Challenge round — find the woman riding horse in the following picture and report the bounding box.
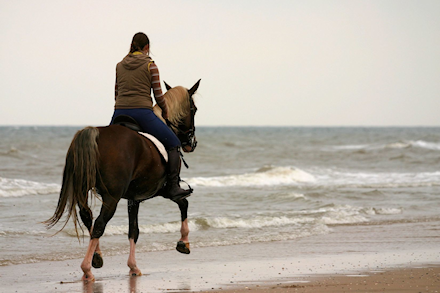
[111,32,191,201]
[44,32,200,282]
[45,81,200,281]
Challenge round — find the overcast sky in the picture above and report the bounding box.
[1,0,439,126]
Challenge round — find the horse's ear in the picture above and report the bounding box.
[164,81,172,91]
[188,79,201,96]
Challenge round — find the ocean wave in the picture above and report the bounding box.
[200,215,316,229]
[62,204,381,238]
[187,166,440,189]
[331,144,370,150]
[331,140,440,152]
[383,140,440,150]
[366,207,403,215]
[0,146,20,157]
[187,166,316,187]
[0,229,49,237]
[313,170,440,188]
[0,177,60,197]
[293,204,370,225]
[409,140,440,150]
[65,216,311,237]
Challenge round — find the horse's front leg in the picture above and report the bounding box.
[127,200,142,276]
[81,199,118,282]
[175,199,191,254]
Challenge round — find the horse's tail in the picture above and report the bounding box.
[44,126,100,238]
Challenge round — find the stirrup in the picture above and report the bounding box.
[163,188,192,201]
[163,180,193,201]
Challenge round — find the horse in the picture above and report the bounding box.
[45,80,200,282]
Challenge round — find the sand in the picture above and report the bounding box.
[1,244,438,293]
[1,223,439,292]
[207,267,440,293]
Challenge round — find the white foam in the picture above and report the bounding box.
[331,140,440,151]
[266,192,306,200]
[97,216,314,236]
[204,215,314,229]
[189,165,440,189]
[331,144,369,150]
[313,169,440,188]
[73,221,202,237]
[385,142,410,149]
[373,207,403,215]
[409,140,440,150]
[187,166,316,187]
[384,140,440,150]
[0,177,60,197]
[63,212,342,238]
[303,205,370,225]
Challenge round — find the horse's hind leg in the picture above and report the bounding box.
[127,200,142,276]
[175,199,191,254]
[79,206,103,269]
[81,196,119,282]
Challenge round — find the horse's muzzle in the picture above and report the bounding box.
[182,136,197,153]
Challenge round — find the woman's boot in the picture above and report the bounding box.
[163,147,192,201]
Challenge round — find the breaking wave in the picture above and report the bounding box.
[331,140,440,151]
[187,166,316,187]
[313,169,440,188]
[60,204,390,238]
[187,166,440,189]
[0,177,60,197]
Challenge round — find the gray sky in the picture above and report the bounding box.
[1,0,439,126]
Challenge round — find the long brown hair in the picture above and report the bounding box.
[130,32,150,53]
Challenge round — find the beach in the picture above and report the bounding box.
[1,221,439,293]
[1,126,440,292]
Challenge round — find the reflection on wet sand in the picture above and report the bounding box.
[82,277,136,293]
[83,280,103,293]
[129,275,138,293]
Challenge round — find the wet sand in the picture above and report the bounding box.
[206,266,440,293]
[1,223,439,292]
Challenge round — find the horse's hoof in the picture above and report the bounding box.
[82,273,95,282]
[176,241,190,254]
[129,266,142,277]
[92,252,103,269]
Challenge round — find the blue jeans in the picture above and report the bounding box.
[110,108,181,150]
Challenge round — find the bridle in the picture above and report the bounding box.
[166,95,197,153]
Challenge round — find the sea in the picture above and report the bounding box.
[1,126,439,267]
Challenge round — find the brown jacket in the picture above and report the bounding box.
[115,53,154,109]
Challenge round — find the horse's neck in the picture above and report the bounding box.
[154,96,181,124]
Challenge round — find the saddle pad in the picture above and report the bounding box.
[139,132,168,162]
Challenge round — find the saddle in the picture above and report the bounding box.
[112,115,142,132]
[113,115,168,162]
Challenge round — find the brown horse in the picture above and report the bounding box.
[45,80,200,281]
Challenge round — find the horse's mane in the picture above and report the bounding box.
[153,86,191,130]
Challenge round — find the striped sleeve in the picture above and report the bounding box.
[149,62,167,112]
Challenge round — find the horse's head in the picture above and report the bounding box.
[161,79,200,153]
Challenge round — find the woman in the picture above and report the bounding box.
[110,32,192,201]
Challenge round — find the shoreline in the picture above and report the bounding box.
[1,222,439,292]
[1,245,438,293]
